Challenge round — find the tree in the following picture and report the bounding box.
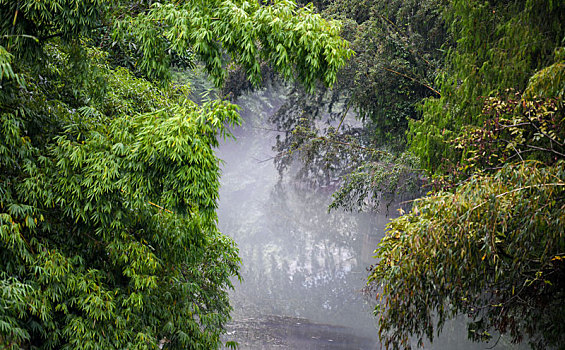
[371,92,565,350]
[324,0,447,142]
[262,0,446,213]
[370,1,565,349]
[410,0,564,172]
[0,0,351,348]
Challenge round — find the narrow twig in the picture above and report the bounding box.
[469,183,565,212]
[397,197,422,206]
[252,156,277,164]
[500,139,524,162]
[83,231,106,247]
[485,334,501,349]
[336,100,352,133]
[382,67,441,97]
[250,126,288,133]
[522,109,564,147]
[525,144,565,158]
[39,24,106,41]
[18,231,35,254]
[500,122,531,129]
[505,149,535,161]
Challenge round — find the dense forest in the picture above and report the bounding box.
[1,0,564,350]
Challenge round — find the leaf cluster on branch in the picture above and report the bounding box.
[372,160,565,350]
[371,0,565,348]
[258,0,446,214]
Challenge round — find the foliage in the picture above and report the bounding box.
[268,105,422,213]
[271,0,448,144]
[324,0,447,141]
[371,160,565,350]
[111,0,352,89]
[271,109,371,188]
[0,0,350,348]
[265,0,446,213]
[444,91,565,185]
[371,1,565,345]
[0,44,241,350]
[409,0,565,172]
[329,151,422,213]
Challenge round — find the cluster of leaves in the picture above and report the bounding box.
[371,160,565,350]
[409,0,565,172]
[112,0,352,89]
[274,0,448,140]
[370,0,565,348]
[434,91,565,189]
[248,0,446,216]
[270,94,369,188]
[0,0,351,348]
[269,103,423,212]
[324,0,447,142]
[1,42,241,349]
[329,151,422,213]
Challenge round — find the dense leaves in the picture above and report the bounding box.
[372,161,565,349]
[0,44,241,349]
[325,0,446,141]
[112,0,352,89]
[265,0,445,212]
[410,0,565,171]
[370,0,565,349]
[0,0,350,348]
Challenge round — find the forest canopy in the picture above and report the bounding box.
[0,0,350,349]
[2,0,564,349]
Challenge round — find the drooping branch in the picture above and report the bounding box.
[469,182,565,213]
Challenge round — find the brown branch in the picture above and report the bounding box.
[469,182,565,213]
[522,109,564,147]
[250,126,288,133]
[525,144,565,158]
[336,100,352,133]
[499,139,524,162]
[382,67,441,97]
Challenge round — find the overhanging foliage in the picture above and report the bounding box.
[0,0,351,348]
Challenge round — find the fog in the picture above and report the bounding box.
[217,89,524,350]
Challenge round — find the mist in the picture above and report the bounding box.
[217,88,525,350]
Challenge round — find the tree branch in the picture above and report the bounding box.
[336,99,353,133]
[522,108,564,147]
[525,144,565,159]
[470,182,565,213]
[382,67,441,97]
